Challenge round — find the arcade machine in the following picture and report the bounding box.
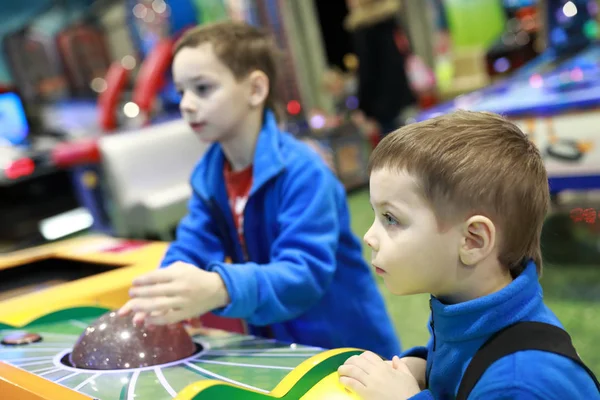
[511,0,600,77]
[417,0,600,195]
[1,8,113,247]
[2,5,117,229]
[0,235,362,399]
[0,88,96,254]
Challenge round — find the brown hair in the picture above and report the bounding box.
[174,21,282,120]
[369,110,549,275]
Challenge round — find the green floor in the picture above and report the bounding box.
[347,189,600,374]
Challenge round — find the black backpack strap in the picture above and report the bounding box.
[456,322,600,400]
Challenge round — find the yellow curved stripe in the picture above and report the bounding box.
[175,381,235,399]
[176,348,362,399]
[270,348,361,397]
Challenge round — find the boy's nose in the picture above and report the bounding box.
[179,92,197,113]
[363,227,379,251]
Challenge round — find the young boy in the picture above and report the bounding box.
[338,110,600,399]
[118,21,401,359]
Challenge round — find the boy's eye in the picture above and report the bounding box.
[382,213,399,226]
[195,84,213,96]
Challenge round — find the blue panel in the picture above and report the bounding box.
[549,175,600,193]
[0,92,29,146]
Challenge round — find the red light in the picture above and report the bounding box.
[287,100,302,115]
[52,139,101,167]
[4,158,35,180]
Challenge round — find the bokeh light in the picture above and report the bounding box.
[309,114,326,130]
[345,96,359,110]
[287,100,302,115]
[529,74,544,88]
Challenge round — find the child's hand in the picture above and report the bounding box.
[338,351,421,400]
[118,262,229,326]
[185,317,204,328]
[395,357,427,390]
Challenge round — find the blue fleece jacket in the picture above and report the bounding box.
[402,261,599,399]
[160,111,400,359]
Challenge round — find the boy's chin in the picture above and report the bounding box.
[195,134,218,143]
[386,283,424,297]
[193,130,221,143]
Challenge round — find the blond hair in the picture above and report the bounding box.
[369,110,549,275]
[174,21,282,120]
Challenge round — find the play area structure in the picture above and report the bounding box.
[418,0,600,195]
[0,235,361,399]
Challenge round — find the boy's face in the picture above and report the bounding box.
[173,43,251,143]
[364,168,462,297]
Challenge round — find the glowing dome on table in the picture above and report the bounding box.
[68,310,198,370]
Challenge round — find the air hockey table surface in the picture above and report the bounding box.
[0,236,362,399]
[417,45,600,192]
[0,307,361,400]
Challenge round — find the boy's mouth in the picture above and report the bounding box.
[373,265,386,275]
[189,122,206,131]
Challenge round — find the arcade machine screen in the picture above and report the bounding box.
[40,100,102,139]
[0,92,29,147]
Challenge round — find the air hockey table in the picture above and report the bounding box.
[0,235,361,399]
[417,44,600,194]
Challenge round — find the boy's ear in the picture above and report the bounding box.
[458,215,496,266]
[247,70,269,108]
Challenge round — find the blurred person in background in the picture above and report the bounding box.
[345,0,417,137]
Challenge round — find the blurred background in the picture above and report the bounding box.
[0,0,598,373]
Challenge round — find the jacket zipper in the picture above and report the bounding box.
[196,191,243,264]
[241,170,283,263]
[426,298,436,388]
[240,196,250,262]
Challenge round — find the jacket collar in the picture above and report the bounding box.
[430,260,543,342]
[191,110,285,200]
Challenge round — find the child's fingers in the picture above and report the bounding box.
[132,269,174,286]
[359,351,383,366]
[392,355,402,369]
[128,297,181,314]
[129,283,178,298]
[117,301,134,316]
[338,375,366,398]
[144,309,185,326]
[132,311,147,325]
[393,359,413,376]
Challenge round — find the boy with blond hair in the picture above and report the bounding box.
[118,21,401,359]
[339,110,599,399]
